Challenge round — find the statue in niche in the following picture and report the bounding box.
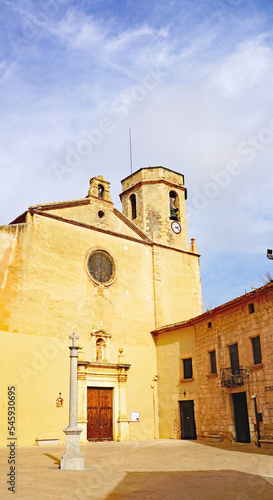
[96,339,104,361]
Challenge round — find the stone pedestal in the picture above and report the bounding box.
[60,427,84,470]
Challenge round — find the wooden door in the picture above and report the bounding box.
[87,388,113,441]
[179,400,197,440]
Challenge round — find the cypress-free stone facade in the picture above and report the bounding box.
[0,166,202,446]
[1,165,272,448]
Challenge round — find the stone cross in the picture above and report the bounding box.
[69,332,79,347]
[60,332,84,470]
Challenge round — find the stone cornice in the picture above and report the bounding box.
[78,361,131,371]
[119,179,187,200]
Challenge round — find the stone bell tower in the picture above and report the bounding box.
[120,166,189,251]
[87,175,113,204]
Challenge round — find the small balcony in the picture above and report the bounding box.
[220,367,246,387]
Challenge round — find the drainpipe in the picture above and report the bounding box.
[252,395,261,447]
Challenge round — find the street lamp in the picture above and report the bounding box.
[267,249,273,260]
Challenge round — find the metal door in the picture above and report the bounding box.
[232,392,250,443]
[179,400,197,439]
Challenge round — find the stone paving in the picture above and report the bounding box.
[1,439,273,499]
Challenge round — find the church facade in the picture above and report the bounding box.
[0,166,202,446]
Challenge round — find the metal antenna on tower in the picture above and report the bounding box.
[129,129,133,174]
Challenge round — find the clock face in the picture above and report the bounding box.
[171,221,181,234]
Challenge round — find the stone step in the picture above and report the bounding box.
[205,435,222,443]
[259,439,273,449]
[35,438,59,446]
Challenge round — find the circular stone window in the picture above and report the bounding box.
[87,250,115,285]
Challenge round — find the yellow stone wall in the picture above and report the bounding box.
[155,325,199,439]
[153,247,202,328]
[0,167,203,445]
[0,225,26,333]
[0,330,70,446]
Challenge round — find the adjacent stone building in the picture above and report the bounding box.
[154,283,273,446]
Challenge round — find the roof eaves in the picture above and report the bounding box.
[152,282,273,334]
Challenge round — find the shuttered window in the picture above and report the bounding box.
[209,350,217,374]
[183,358,193,379]
[251,336,262,365]
[229,343,240,375]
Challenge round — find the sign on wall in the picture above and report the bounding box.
[131,411,140,422]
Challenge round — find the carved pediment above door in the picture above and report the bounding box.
[90,329,112,362]
[91,328,112,339]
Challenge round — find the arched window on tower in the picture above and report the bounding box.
[130,193,137,219]
[98,184,104,199]
[169,191,179,221]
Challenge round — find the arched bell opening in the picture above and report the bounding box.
[130,193,137,219]
[98,184,104,199]
[169,191,179,221]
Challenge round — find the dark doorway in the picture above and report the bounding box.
[232,392,250,443]
[179,400,197,439]
[87,387,113,441]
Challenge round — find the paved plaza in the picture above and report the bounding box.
[1,439,273,499]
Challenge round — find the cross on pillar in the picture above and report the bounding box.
[69,332,79,347]
[60,332,84,470]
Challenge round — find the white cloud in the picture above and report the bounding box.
[210,36,273,97]
[1,0,273,306]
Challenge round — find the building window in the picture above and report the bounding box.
[98,184,104,198]
[130,194,137,219]
[251,336,262,365]
[207,321,212,329]
[169,191,179,221]
[87,250,115,285]
[248,303,255,314]
[229,343,240,375]
[209,350,217,374]
[183,358,193,379]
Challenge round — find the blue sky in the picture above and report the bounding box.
[1,0,273,310]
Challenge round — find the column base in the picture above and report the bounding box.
[60,453,84,471]
[60,426,84,470]
[117,417,130,442]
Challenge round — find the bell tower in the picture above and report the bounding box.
[120,166,189,251]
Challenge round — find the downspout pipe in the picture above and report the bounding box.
[252,395,261,447]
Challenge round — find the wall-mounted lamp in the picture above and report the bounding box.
[267,249,273,260]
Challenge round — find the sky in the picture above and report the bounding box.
[1,0,273,310]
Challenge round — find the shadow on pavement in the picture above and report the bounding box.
[105,470,273,500]
[43,453,61,466]
[196,440,273,456]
